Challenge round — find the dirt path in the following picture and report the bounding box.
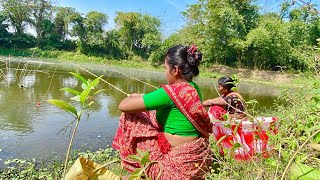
[210,65,301,85]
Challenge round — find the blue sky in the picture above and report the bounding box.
[58,0,198,36]
[56,0,319,36]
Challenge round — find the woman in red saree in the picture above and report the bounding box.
[113,45,213,179]
[203,76,246,120]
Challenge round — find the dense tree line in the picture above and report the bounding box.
[0,0,319,71]
[0,0,161,59]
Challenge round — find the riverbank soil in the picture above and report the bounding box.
[209,65,303,85]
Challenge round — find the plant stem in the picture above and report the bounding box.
[63,119,80,180]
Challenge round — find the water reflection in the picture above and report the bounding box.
[0,59,282,165]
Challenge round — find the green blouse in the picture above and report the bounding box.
[143,82,202,136]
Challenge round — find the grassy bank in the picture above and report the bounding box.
[206,78,320,179]
[0,48,312,88]
[0,48,159,70]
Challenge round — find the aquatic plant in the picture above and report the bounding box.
[47,72,104,179]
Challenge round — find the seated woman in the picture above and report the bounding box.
[113,45,212,179]
[203,76,246,120]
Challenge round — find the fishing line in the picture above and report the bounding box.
[0,69,7,79]
[108,68,158,89]
[102,69,115,82]
[37,64,58,107]
[14,61,21,76]
[66,61,129,96]
[25,61,43,78]
[18,62,29,84]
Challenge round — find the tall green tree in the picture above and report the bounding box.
[184,0,258,65]
[0,12,9,35]
[29,0,52,46]
[84,11,108,54]
[0,12,11,47]
[115,12,161,57]
[1,0,32,36]
[244,14,288,68]
[53,6,77,41]
[244,13,314,71]
[85,11,107,34]
[68,11,86,52]
[281,0,320,45]
[104,30,123,58]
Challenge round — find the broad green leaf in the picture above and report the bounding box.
[290,163,320,180]
[70,95,81,102]
[80,89,91,103]
[60,87,81,95]
[69,72,88,86]
[246,99,259,104]
[224,123,231,128]
[232,142,241,149]
[47,99,77,117]
[140,151,150,166]
[89,76,102,88]
[81,82,88,90]
[223,114,229,121]
[127,154,141,161]
[231,87,238,92]
[136,149,144,157]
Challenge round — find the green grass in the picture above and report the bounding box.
[205,78,320,179]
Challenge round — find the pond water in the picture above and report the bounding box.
[0,57,282,166]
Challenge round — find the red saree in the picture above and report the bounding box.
[112,83,212,180]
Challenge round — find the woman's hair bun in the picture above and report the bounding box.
[186,45,202,67]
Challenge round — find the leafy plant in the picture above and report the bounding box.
[245,99,259,117]
[47,72,104,179]
[127,149,160,180]
[229,74,239,92]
